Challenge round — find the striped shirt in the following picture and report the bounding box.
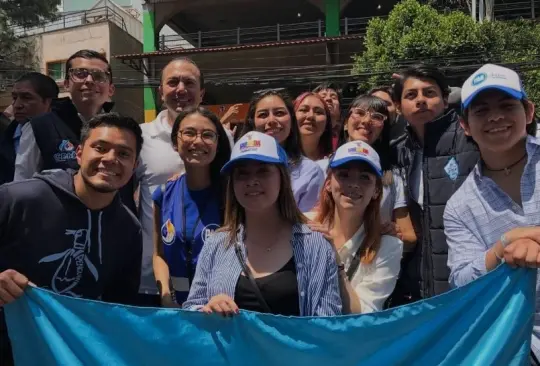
[444,135,540,358]
[183,223,343,316]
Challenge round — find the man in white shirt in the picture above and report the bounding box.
[135,57,205,306]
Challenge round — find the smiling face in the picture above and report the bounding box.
[327,162,379,212]
[253,95,291,144]
[232,161,281,213]
[398,77,447,127]
[176,112,218,167]
[345,104,386,145]
[463,89,534,153]
[65,57,114,111]
[76,126,137,193]
[159,60,204,120]
[295,95,328,139]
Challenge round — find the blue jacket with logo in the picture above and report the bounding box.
[153,175,223,304]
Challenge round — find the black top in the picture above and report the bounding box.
[234,257,300,316]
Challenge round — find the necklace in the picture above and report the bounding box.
[484,153,527,176]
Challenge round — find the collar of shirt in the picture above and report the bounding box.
[146,110,172,139]
[235,222,311,251]
[473,135,540,180]
[338,224,365,262]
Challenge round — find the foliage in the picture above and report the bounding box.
[0,0,60,70]
[352,0,540,105]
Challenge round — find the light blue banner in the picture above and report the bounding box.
[4,265,536,366]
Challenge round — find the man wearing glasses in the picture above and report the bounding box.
[13,49,115,182]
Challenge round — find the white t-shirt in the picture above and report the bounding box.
[136,111,185,294]
[379,172,407,224]
[410,150,424,207]
[338,224,403,313]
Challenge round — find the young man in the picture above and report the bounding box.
[0,73,59,185]
[444,64,540,362]
[14,50,115,181]
[0,113,143,365]
[135,57,204,306]
[313,82,341,150]
[390,65,479,304]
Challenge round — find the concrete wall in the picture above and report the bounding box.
[108,22,144,122]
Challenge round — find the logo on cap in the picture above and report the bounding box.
[472,73,487,86]
[347,145,369,155]
[239,134,261,152]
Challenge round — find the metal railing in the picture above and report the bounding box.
[159,19,357,51]
[12,6,142,42]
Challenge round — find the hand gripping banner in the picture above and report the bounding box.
[4,265,536,366]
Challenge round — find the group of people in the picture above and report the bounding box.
[0,47,539,364]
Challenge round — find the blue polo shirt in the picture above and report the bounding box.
[444,135,540,359]
[152,175,222,304]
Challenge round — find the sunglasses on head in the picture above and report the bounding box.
[69,68,111,84]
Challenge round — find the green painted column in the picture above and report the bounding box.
[325,0,341,37]
[143,6,157,122]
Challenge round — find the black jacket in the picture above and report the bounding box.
[392,110,479,299]
[0,121,18,185]
[0,169,142,364]
[28,99,137,214]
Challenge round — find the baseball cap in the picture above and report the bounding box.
[461,64,527,109]
[221,131,288,174]
[329,141,382,177]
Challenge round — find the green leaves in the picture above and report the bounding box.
[352,0,540,105]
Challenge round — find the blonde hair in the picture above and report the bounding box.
[221,163,306,245]
[315,171,383,264]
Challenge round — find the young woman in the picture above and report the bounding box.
[294,92,333,170]
[183,131,342,316]
[339,95,416,250]
[152,107,232,307]
[310,141,403,313]
[241,90,325,212]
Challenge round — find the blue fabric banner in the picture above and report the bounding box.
[4,265,536,366]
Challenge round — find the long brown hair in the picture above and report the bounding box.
[315,170,382,264]
[221,163,306,245]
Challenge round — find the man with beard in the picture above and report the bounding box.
[0,113,143,365]
[313,82,341,150]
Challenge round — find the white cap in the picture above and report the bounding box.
[329,141,382,177]
[221,131,288,174]
[461,64,527,109]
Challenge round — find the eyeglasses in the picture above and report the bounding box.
[69,68,111,84]
[178,129,218,144]
[351,108,387,125]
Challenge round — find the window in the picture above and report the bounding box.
[48,62,66,81]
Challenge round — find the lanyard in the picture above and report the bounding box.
[181,178,208,285]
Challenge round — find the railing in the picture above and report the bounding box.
[159,20,330,50]
[12,6,142,42]
[493,0,539,20]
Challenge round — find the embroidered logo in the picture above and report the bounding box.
[472,72,487,86]
[161,219,176,245]
[239,134,261,152]
[444,157,459,181]
[54,139,77,163]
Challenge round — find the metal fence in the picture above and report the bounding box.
[12,6,142,42]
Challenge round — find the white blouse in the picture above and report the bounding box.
[338,225,403,313]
